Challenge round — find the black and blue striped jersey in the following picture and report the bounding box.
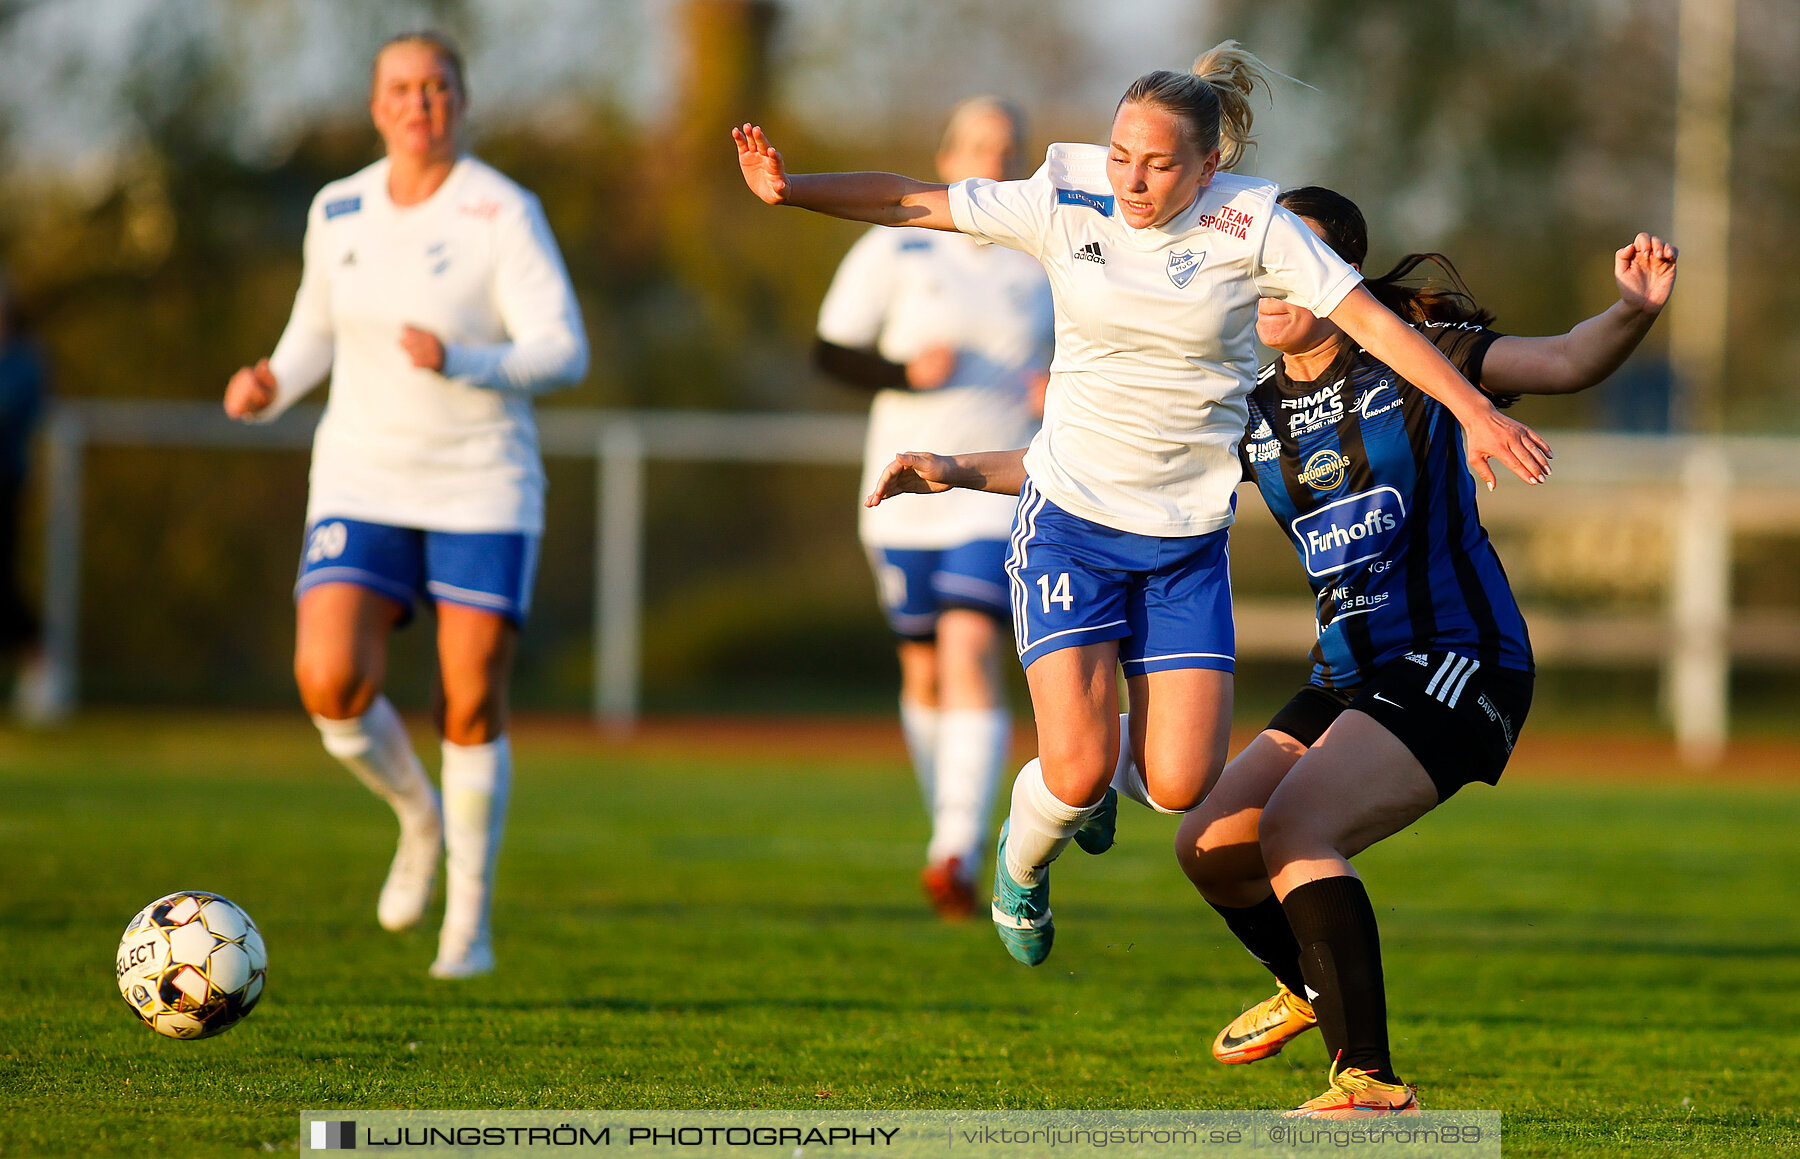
[1240,322,1534,687]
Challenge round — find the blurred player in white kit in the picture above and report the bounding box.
[223,31,587,977]
[812,98,1052,918]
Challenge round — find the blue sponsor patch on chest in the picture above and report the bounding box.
[898,238,932,252]
[324,196,362,219]
[1290,486,1406,578]
[1057,188,1114,216]
[1166,248,1205,288]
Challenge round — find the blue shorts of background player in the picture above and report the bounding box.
[295,517,540,627]
[1007,479,1235,675]
[867,539,1011,640]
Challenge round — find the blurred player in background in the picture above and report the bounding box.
[742,43,1550,972]
[1173,188,1676,1117]
[223,31,587,978]
[0,270,55,724]
[813,97,1052,919]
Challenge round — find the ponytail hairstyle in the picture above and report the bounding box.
[1118,41,1283,170]
[1276,186,1495,328]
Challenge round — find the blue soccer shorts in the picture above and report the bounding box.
[1006,479,1235,675]
[867,539,1011,641]
[295,517,540,627]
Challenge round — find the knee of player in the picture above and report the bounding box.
[1136,753,1222,814]
[1254,802,1318,864]
[293,657,376,719]
[438,690,505,746]
[1173,826,1218,884]
[1175,820,1248,886]
[1038,742,1113,797]
[1147,783,1203,813]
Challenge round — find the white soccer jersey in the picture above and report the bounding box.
[262,156,588,534]
[819,227,1052,549]
[949,143,1361,538]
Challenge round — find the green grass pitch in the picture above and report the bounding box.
[3,713,1799,1157]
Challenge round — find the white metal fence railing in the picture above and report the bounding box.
[33,401,1800,764]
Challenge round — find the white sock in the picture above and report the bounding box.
[313,696,436,821]
[899,699,940,811]
[1109,713,1183,814]
[440,734,511,945]
[1002,758,1095,886]
[929,707,1009,868]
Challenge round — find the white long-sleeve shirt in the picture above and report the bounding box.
[949,144,1361,538]
[264,155,587,534]
[817,227,1051,549]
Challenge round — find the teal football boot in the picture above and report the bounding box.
[1073,786,1118,855]
[991,820,1054,966]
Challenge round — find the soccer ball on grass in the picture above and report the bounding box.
[116,891,266,1039]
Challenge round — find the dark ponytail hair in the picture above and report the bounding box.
[1276,186,1494,328]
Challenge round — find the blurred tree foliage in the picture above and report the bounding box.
[1208,0,1800,432]
[0,0,1794,710]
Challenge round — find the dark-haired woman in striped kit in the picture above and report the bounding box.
[1178,186,1676,1117]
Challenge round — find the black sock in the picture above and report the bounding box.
[1280,875,1399,1085]
[1209,893,1308,998]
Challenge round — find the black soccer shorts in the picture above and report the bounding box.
[1266,651,1533,802]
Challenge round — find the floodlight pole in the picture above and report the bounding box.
[1664,0,1737,766]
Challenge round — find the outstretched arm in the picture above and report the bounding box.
[1481,233,1677,396]
[1329,286,1552,490]
[734,124,957,230]
[866,449,1028,507]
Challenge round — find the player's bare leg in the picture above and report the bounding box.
[1125,667,1231,812]
[991,642,1117,964]
[1175,730,1317,1063]
[429,602,517,978]
[1079,668,1233,860]
[917,609,1008,920]
[295,583,441,933]
[1262,712,1437,1116]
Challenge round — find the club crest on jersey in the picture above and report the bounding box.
[1166,248,1205,288]
[1359,379,1401,420]
[1298,448,1347,491]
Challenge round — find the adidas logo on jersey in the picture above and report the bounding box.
[1250,419,1273,439]
[1073,241,1105,265]
[1404,652,1431,666]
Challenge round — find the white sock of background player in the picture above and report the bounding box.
[1001,757,1098,887]
[899,698,940,818]
[437,735,510,960]
[313,696,441,930]
[929,707,1009,876]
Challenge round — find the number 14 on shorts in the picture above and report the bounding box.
[1038,572,1075,612]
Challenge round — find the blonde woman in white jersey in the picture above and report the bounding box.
[738,43,1549,969]
[814,98,1052,920]
[223,32,587,978]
